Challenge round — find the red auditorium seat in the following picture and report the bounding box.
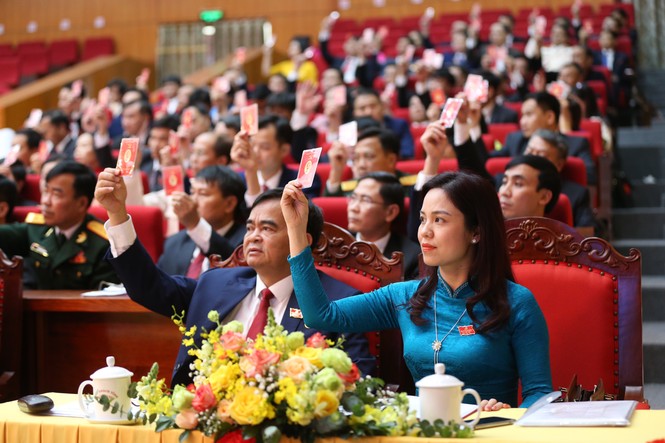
[311,197,349,229]
[488,123,519,144]
[49,39,79,67]
[12,205,165,262]
[546,194,574,226]
[411,125,427,159]
[486,157,587,187]
[82,37,115,61]
[16,41,47,55]
[502,102,522,121]
[0,44,14,57]
[579,119,604,159]
[482,134,496,153]
[587,80,608,101]
[18,53,49,77]
[396,159,458,175]
[0,57,21,88]
[286,163,352,190]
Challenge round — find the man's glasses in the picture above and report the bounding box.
[346,193,385,206]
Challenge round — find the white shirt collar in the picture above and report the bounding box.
[258,168,283,190]
[56,220,84,240]
[216,220,234,237]
[255,274,294,305]
[356,231,392,254]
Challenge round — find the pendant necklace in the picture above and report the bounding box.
[432,291,468,364]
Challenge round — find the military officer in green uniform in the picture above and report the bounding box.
[0,161,119,289]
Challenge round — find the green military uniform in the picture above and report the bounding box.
[0,212,119,290]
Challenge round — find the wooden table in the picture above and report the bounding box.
[22,291,181,395]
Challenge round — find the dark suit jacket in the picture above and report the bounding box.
[46,136,77,161]
[157,223,247,275]
[491,131,597,184]
[108,240,376,386]
[384,233,421,280]
[319,38,380,89]
[384,115,414,159]
[561,179,596,228]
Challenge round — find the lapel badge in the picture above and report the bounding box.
[69,251,87,264]
[289,308,303,319]
[45,227,54,237]
[30,242,49,257]
[76,232,87,244]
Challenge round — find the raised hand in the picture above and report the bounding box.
[296,81,322,116]
[420,122,450,175]
[281,180,311,256]
[230,131,258,172]
[171,192,200,230]
[95,168,128,225]
[326,141,349,185]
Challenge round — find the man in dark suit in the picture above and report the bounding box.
[347,172,420,280]
[231,115,321,206]
[353,88,414,159]
[478,71,519,129]
[140,116,179,193]
[157,165,247,277]
[524,129,596,228]
[41,109,76,160]
[95,172,375,387]
[593,30,630,107]
[491,92,597,184]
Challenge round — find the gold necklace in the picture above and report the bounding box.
[432,291,468,364]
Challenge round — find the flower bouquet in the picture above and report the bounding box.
[134,310,473,442]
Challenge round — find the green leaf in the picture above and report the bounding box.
[155,415,175,432]
[111,403,119,414]
[178,430,190,443]
[262,425,281,443]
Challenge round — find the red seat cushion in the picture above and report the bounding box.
[512,262,619,395]
[488,123,520,144]
[312,197,348,229]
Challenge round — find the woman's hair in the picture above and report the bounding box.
[408,171,514,333]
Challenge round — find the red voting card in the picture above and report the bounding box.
[362,28,375,44]
[116,138,139,176]
[181,108,193,130]
[235,47,247,64]
[241,103,259,135]
[163,166,184,196]
[297,147,322,189]
[139,68,151,84]
[464,74,489,103]
[26,108,43,128]
[169,130,180,157]
[547,81,570,99]
[330,85,347,107]
[339,121,358,146]
[98,87,111,107]
[3,145,18,166]
[430,88,446,107]
[440,98,464,128]
[583,19,594,34]
[213,76,231,93]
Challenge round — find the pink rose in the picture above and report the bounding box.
[175,408,199,429]
[192,383,217,412]
[219,331,245,352]
[239,349,281,378]
[306,332,329,349]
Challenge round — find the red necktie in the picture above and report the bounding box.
[185,251,206,279]
[247,288,274,339]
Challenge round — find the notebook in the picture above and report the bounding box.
[516,400,637,427]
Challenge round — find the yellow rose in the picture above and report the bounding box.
[278,356,314,383]
[229,386,275,425]
[292,346,323,368]
[314,390,339,418]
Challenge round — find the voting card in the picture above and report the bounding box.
[26,108,43,128]
[339,121,358,146]
[241,103,259,135]
[547,81,570,99]
[330,85,347,107]
[116,138,139,176]
[163,165,184,196]
[430,88,446,106]
[440,98,464,128]
[169,130,180,156]
[181,108,193,130]
[297,147,322,189]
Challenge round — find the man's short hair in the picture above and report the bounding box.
[481,70,501,90]
[161,75,182,86]
[221,114,241,132]
[0,177,18,220]
[16,128,43,149]
[357,127,400,156]
[125,100,154,121]
[252,188,324,246]
[214,134,233,161]
[187,88,212,111]
[107,78,128,95]
[357,171,404,228]
[123,87,150,103]
[196,165,247,225]
[266,92,297,112]
[9,161,27,184]
[525,91,561,123]
[505,155,561,213]
[532,129,569,159]
[151,115,180,132]
[45,161,97,208]
[258,115,293,146]
[354,87,381,103]
[43,109,70,128]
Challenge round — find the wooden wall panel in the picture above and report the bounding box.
[0,0,612,65]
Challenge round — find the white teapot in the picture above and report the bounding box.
[416,363,482,427]
[77,356,133,421]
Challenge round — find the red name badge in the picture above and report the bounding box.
[458,325,476,336]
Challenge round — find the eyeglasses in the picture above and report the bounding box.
[347,193,385,206]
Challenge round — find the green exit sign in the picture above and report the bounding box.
[200,10,223,23]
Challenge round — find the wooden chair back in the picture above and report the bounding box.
[0,248,23,402]
[504,217,643,400]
